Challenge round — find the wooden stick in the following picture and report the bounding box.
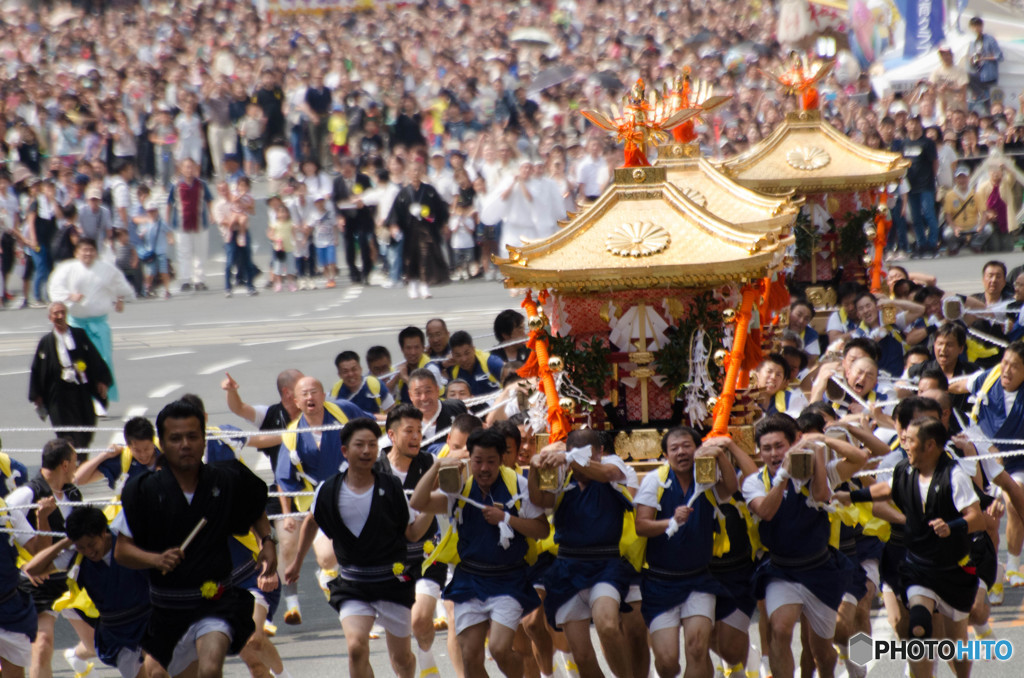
[180,518,208,552]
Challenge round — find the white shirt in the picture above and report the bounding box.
[48,259,135,318]
[572,154,609,198]
[6,485,74,569]
[338,482,374,537]
[886,463,977,513]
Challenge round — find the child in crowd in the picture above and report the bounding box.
[449,169,477,280]
[268,202,297,293]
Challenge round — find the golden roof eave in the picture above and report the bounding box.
[656,147,805,232]
[495,166,795,292]
[717,110,910,195]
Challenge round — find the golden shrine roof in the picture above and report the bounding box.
[495,166,795,293]
[656,142,803,232]
[717,110,909,195]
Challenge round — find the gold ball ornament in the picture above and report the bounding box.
[559,397,576,414]
[722,308,737,322]
[528,315,546,332]
[707,396,719,411]
[713,349,729,368]
[548,356,564,372]
[862,253,874,267]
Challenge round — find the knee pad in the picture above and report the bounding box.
[909,604,932,639]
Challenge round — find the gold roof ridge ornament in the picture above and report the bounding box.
[582,78,701,168]
[717,107,910,194]
[494,163,795,292]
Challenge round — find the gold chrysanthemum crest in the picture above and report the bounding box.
[606,221,670,257]
[785,146,831,171]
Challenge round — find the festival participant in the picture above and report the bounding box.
[387,159,449,299]
[951,340,1024,587]
[330,350,395,416]
[29,301,112,452]
[113,399,277,678]
[964,260,1014,367]
[410,429,550,678]
[389,326,446,405]
[274,377,369,624]
[447,331,504,397]
[377,405,448,678]
[0,491,36,678]
[175,394,289,677]
[47,238,133,403]
[852,292,909,377]
[527,430,637,678]
[6,439,97,678]
[426,319,452,360]
[907,323,978,413]
[23,507,167,678]
[284,418,419,678]
[842,417,983,678]
[742,414,866,678]
[222,369,304,471]
[491,310,530,363]
[445,380,473,402]
[436,414,483,460]
[820,356,892,417]
[406,369,468,443]
[74,417,160,492]
[755,353,808,417]
[632,428,739,678]
[787,299,821,366]
[825,283,864,344]
[366,346,395,381]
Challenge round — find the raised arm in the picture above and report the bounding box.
[221,373,259,424]
[113,533,184,574]
[409,458,452,515]
[22,537,72,581]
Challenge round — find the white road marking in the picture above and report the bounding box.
[0,368,29,376]
[148,383,183,399]
[128,349,196,361]
[197,358,251,375]
[122,406,148,421]
[241,338,294,347]
[287,337,348,351]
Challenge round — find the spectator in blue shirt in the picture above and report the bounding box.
[968,17,1003,113]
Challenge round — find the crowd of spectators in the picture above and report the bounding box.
[0,0,1021,306]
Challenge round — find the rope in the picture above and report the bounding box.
[269,512,309,520]
[379,337,527,379]
[854,436,1024,478]
[0,501,121,513]
[967,326,1009,349]
[267,490,315,498]
[0,528,66,537]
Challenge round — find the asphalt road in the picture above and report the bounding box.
[0,249,1023,676]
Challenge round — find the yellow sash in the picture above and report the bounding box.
[281,402,349,512]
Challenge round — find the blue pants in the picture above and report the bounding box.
[226,236,253,290]
[387,239,404,283]
[70,314,117,402]
[887,195,909,253]
[907,191,939,251]
[31,247,52,303]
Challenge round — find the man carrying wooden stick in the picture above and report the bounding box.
[113,400,277,678]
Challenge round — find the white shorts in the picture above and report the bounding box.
[863,559,880,591]
[906,585,969,622]
[625,584,642,604]
[649,592,716,633]
[416,578,442,601]
[338,599,412,637]
[250,589,270,613]
[40,607,85,620]
[0,627,32,669]
[166,618,234,677]
[115,645,144,678]
[719,608,751,632]
[765,580,836,639]
[555,582,622,626]
[453,596,523,635]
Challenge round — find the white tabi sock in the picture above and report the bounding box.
[63,648,90,674]
[1008,553,1021,574]
[416,646,438,677]
[974,622,993,639]
[558,650,579,677]
[271,670,293,678]
[284,594,300,611]
[760,655,772,678]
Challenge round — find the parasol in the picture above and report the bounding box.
[590,70,624,92]
[527,65,576,94]
[510,28,556,47]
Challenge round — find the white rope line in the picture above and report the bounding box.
[0,527,66,537]
[854,437,1024,478]
[0,501,121,512]
[967,326,1009,349]
[269,512,309,520]
[268,490,315,498]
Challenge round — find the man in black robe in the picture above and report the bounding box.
[113,400,277,677]
[28,301,111,452]
[387,158,450,299]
